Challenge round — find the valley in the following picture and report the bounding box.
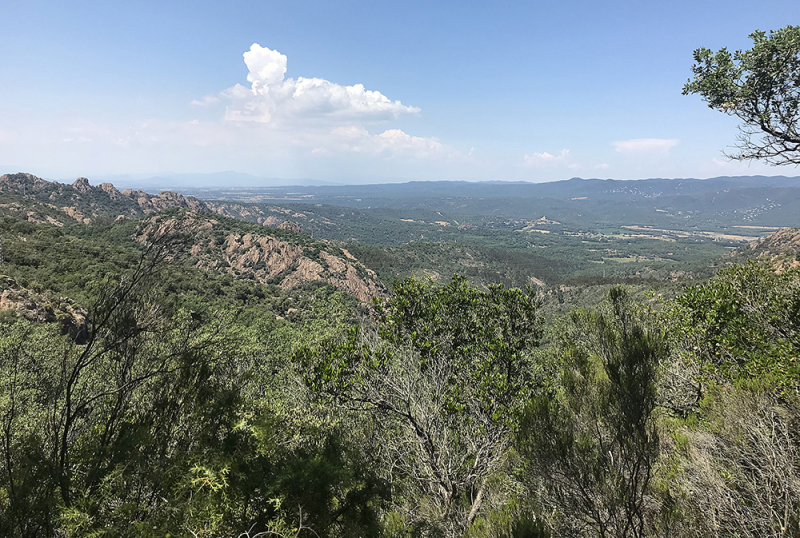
[1,171,799,538]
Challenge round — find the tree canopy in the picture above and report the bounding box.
[301,275,544,537]
[683,25,800,165]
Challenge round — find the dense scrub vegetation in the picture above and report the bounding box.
[0,200,798,537]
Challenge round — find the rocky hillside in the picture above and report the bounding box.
[137,212,386,302]
[741,227,800,272]
[0,173,387,303]
[0,275,87,341]
[0,173,208,225]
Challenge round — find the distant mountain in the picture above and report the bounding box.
[4,171,799,295]
[90,171,341,192]
[188,175,800,231]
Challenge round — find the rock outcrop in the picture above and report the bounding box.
[72,177,92,193]
[0,276,88,342]
[0,173,210,224]
[743,227,800,273]
[138,213,386,302]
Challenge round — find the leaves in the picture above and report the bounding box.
[684,26,800,165]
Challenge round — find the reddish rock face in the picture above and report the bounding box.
[138,214,386,302]
[745,227,800,273]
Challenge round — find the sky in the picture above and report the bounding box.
[1,0,798,184]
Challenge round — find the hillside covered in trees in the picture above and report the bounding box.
[0,168,798,538]
[1,21,800,538]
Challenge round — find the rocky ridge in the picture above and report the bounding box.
[742,227,800,272]
[1,173,387,303]
[138,213,386,302]
[0,173,209,225]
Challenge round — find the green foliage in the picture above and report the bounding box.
[301,276,545,537]
[377,275,544,426]
[0,229,383,538]
[3,174,800,537]
[670,260,800,389]
[684,25,800,165]
[518,288,665,538]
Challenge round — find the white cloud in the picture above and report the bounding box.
[61,136,92,144]
[327,126,455,159]
[217,44,420,124]
[331,125,369,139]
[523,149,570,167]
[191,95,220,107]
[179,44,448,162]
[375,129,446,157]
[614,138,679,154]
[4,45,451,176]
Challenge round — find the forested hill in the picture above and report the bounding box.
[187,175,800,229]
[0,173,386,308]
[1,172,800,537]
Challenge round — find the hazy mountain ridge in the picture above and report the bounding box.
[186,175,800,231]
[3,172,798,294]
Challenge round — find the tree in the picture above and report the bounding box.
[301,275,544,537]
[518,288,665,538]
[669,261,800,389]
[683,26,800,165]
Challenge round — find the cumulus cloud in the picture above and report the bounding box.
[327,126,454,159]
[180,44,458,164]
[614,138,679,154]
[216,44,420,124]
[523,149,570,167]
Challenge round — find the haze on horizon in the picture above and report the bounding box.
[1,0,798,185]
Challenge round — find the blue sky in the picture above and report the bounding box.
[1,0,798,184]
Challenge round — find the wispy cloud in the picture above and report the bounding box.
[523,149,570,167]
[614,138,679,154]
[190,95,220,107]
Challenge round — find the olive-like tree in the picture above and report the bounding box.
[301,275,544,537]
[683,25,800,165]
